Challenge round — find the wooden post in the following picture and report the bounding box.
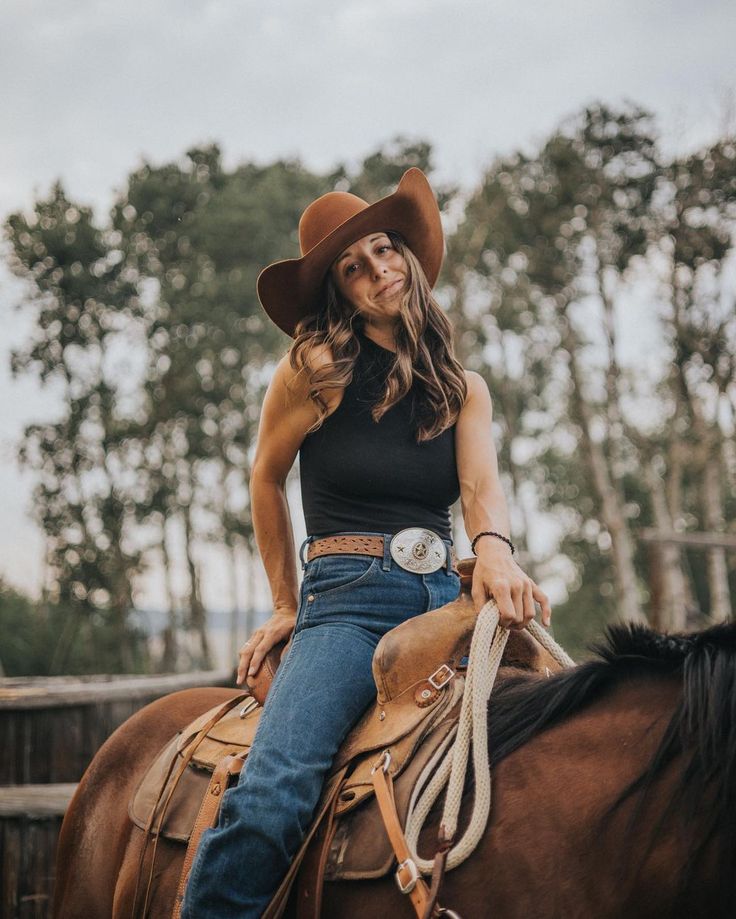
[0,670,233,919]
[0,670,232,786]
[0,787,73,919]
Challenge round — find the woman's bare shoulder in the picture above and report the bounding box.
[463,369,488,394]
[270,341,343,415]
[456,370,491,419]
[301,340,336,374]
[276,341,335,387]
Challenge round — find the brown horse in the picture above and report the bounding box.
[54,622,736,919]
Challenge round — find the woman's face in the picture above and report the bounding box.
[329,232,408,325]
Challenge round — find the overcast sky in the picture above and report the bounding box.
[1,0,735,632]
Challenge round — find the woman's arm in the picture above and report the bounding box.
[237,347,336,682]
[455,371,551,630]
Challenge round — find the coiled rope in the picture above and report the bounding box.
[404,597,576,873]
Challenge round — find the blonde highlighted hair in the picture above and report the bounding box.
[288,231,466,443]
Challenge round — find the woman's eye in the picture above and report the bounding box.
[345,263,358,275]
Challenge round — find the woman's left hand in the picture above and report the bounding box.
[471,542,551,630]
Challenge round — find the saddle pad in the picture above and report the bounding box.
[129,696,262,841]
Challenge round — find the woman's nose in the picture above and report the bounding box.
[368,258,387,279]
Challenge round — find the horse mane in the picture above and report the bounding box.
[487,620,736,901]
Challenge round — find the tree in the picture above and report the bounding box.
[5,184,147,671]
[650,138,736,623]
[446,103,664,629]
[110,146,330,666]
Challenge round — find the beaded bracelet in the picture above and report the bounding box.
[471,530,516,556]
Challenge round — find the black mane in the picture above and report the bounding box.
[486,621,736,907]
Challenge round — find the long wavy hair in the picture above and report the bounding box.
[288,231,467,443]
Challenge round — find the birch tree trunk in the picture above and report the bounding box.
[702,453,732,621]
[160,515,179,671]
[227,538,241,666]
[563,322,646,623]
[646,463,687,630]
[674,324,733,622]
[183,502,210,668]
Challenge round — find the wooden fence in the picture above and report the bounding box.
[0,670,232,919]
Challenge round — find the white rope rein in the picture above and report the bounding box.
[404,598,576,873]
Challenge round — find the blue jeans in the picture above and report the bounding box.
[181,531,461,918]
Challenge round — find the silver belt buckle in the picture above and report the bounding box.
[389,527,447,574]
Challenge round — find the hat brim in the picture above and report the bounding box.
[256,167,444,338]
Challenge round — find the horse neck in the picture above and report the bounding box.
[472,674,712,918]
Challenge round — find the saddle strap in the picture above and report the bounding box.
[171,751,246,919]
[370,755,447,919]
[261,765,350,919]
[133,692,250,919]
[295,778,341,919]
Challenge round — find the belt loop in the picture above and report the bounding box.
[382,534,392,571]
[445,540,452,574]
[299,535,314,570]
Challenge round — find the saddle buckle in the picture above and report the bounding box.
[371,749,392,775]
[428,664,455,690]
[395,857,420,894]
[239,698,259,719]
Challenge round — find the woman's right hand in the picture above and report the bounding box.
[236,608,297,684]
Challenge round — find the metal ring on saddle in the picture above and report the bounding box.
[390,527,447,574]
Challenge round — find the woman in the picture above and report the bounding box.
[181,167,551,918]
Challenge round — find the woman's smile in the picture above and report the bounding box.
[377,277,403,298]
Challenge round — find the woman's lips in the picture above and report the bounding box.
[378,278,403,297]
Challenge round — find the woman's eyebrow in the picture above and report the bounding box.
[335,235,387,266]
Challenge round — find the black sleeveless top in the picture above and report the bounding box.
[298,331,460,541]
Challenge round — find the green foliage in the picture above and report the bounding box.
[548,546,618,660]
[0,578,149,676]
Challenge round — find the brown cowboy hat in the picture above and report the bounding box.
[256,167,444,337]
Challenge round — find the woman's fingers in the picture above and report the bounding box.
[510,582,528,628]
[488,581,520,629]
[236,611,297,684]
[239,632,270,681]
[522,581,536,625]
[505,584,526,631]
[474,576,544,631]
[248,636,273,678]
[533,583,552,627]
[237,635,258,684]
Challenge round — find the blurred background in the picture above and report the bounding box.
[1,0,736,680]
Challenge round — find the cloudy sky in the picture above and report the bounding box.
[1,0,735,626]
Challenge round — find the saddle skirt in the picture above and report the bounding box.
[130,560,563,884]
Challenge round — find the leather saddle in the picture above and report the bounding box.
[129,557,563,917]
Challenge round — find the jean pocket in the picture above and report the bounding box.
[308,554,380,598]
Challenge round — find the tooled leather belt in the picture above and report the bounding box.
[306,528,458,575]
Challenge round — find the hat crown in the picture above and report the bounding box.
[298,191,369,257]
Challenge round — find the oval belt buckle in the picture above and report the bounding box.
[389,527,447,574]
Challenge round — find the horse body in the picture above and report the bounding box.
[54,688,234,919]
[54,625,735,919]
[322,678,700,919]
